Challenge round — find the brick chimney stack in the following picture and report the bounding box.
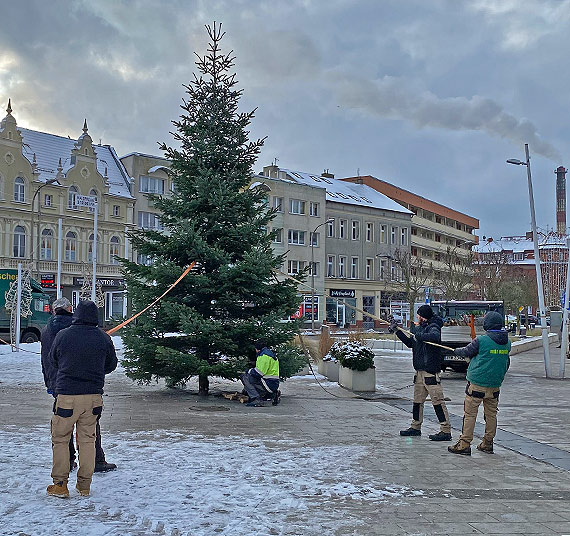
[555,166,567,235]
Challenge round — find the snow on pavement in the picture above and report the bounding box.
[1,426,422,535]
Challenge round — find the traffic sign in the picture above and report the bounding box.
[74,194,97,209]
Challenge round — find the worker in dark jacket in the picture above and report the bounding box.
[45,300,117,498]
[41,297,75,470]
[390,304,451,441]
[448,311,510,456]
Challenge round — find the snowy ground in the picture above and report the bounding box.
[1,426,422,536]
[1,340,423,536]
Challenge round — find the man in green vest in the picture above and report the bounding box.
[448,311,510,456]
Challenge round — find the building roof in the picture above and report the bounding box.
[20,127,133,199]
[342,175,478,228]
[278,169,413,215]
[475,233,567,254]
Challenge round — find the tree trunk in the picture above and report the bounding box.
[198,374,209,396]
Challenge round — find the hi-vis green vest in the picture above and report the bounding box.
[466,335,510,388]
[255,350,279,379]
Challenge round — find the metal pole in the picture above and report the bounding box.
[311,232,315,332]
[56,218,62,299]
[123,225,128,317]
[561,237,570,378]
[37,190,42,279]
[91,200,98,302]
[525,143,551,377]
[15,263,22,352]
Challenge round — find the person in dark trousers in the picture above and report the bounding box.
[41,298,117,473]
[241,341,281,407]
[42,297,76,470]
[448,311,510,456]
[390,304,452,441]
[45,300,117,497]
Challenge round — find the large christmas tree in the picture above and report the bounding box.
[122,23,301,394]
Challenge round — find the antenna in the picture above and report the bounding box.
[357,167,360,177]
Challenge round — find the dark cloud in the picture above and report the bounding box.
[0,0,569,238]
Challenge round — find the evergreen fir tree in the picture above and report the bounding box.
[122,23,301,394]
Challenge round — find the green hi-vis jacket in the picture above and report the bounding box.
[466,335,511,388]
[255,348,279,379]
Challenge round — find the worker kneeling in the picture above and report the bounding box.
[241,341,281,407]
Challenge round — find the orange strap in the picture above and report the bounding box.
[106,262,195,335]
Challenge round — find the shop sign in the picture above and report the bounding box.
[41,274,57,289]
[330,289,355,298]
[73,277,125,288]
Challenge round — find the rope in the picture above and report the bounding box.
[106,262,195,335]
[275,270,455,352]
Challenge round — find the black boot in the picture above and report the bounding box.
[400,427,421,436]
[94,461,117,472]
[429,431,452,441]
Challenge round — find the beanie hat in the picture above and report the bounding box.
[52,297,71,310]
[254,340,266,351]
[483,311,504,331]
[417,305,434,320]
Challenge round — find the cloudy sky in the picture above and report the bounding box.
[1,0,569,239]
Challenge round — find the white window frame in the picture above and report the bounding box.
[366,258,373,280]
[309,232,319,247]
[380,260,386,280]
[309,201,319,217]
[289,199,306,215]
[391,226,397,245]
[327,219,335,238]
[13,225,26,258]
[287,259,305,275]
[288,229,306,245]
[351,220,360,241]
[339,219,347,239]
[40,228,53,260]
[350,257,359,279]
[401,228,408,246]
[327,255,336,277]
[113,205,120,217]
[65,231,77,261]
[366,222,373,242]
[380,224,387,244]
[138,211,163,230]
[338,256,347,278]
[105,291,126,321]
[109,236,120,265]
[44,194,52,207]
[273,196,283,212]
[14,177,25,203]
[309,261,319,277]
[139,175,165,194]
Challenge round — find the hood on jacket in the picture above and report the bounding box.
[261,348,277,360]
[429,315,444,328]
[72,300,99,326]
[487,330,509,345]
[483,311,504,331]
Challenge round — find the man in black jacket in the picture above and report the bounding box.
[41,297,76,470]
[391,304,451,441]
[45,300,117,498]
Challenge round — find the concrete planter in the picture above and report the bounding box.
[317,359,327,375]
[324,360,339,382]
[338,365,376,392]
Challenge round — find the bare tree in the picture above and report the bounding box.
[472,248,513,300]
[391,248,433,322]
[434,246,474,299]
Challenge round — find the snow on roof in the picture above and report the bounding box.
[279,169,413,215]
[147,165,170,174]
[475,233,568,254]
[19,127,133,199]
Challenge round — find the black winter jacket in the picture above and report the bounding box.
[396,316,444,373]
[45,301,117,395]
[41,309,73,388]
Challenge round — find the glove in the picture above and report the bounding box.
[47,388,53,395]
[388,320,399,334]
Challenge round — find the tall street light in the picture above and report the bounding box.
[507,144,551,377]
[31,177,58,279]
[311,218,334,332]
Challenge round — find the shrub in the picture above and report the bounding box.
[329,341,374,371]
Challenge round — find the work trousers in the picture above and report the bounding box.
[51,394,103,489]
[457,382,499,447]
[411,370,451,433]
[69,413,106,464]
[241,371,271,400]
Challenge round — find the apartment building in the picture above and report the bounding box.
[0,101,135,322]
[261,166,413,327]
[341,176,479,299]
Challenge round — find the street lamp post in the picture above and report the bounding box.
[507,144,551,377]
[30,178,58,279]
[311,219,334,332]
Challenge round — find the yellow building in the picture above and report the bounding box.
[0,101,135,322]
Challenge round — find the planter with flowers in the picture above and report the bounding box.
[321,354,340,382]
[330,341,376,392]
